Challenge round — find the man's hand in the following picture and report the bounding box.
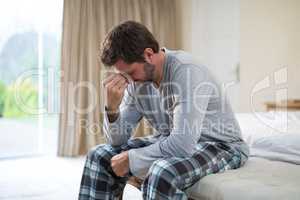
[103,73,129,111]
[111,151,129,177]
[103,72,129,122]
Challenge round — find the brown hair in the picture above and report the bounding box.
[100,21,159,66]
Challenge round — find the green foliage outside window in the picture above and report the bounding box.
[0,79,38,118]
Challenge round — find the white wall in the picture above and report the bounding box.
[240,0,300,112]
[176,0,241,111]
[177,0,300,112]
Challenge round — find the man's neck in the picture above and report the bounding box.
[153,50,165,88]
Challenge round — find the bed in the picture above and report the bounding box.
[186,157,300,200]
[123,111,300,200]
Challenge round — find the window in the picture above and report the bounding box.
[0,0,63,158]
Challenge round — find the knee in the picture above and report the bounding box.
[142,159,179,195]
[86,144,113,165]
[147,159,177,182]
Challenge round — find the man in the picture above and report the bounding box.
[79,21,249,200]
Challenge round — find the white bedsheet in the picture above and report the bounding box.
[186,157,300,200]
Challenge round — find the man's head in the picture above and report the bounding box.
[100,21,160,82]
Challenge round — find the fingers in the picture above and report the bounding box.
[103,73,125,86]
[114,78,128,90]
[103,72,117,85]
[104,75,121,87]
[107,78,126,93]
[119,72,132,83]
[110,152,129,177]
[104,74,128,92]
[105,76,121,87]
[103,73,128,112]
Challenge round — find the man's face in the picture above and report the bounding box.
[114,59,155,83]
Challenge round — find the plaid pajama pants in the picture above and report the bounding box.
[79,138,242,200]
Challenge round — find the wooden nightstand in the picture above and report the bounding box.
[265,99,300,111]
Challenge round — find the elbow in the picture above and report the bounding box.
[102,126,123,146]
[107,134,125,147]
[104,130,127,147]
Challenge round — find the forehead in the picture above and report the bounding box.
[115,60,130,71]
[114,59,136,73]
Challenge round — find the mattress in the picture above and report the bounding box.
[186,157,300,200]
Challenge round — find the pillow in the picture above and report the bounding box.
[252,134,300,156]
[251,134,300,164]
[235,111,300,146]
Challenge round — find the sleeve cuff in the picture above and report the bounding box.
[103,110,122,145]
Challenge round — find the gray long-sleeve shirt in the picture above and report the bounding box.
[103,48,249,178]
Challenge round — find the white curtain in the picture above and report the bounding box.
[58,0,177,156]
